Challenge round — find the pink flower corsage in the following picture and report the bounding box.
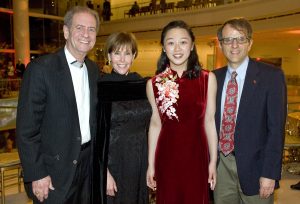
[155,67,179,120]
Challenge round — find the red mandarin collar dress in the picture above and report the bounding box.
[152,67,210,204]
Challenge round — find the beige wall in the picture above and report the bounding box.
[251,39,300,76]
[131,40,161,77]
[114,36,300,77]
[123,40,216,77]
[95,0,300,77]
[94,36,300,78]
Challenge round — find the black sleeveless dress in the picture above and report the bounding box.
[93,72,151,204]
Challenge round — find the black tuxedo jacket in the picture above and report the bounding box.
[213,59,287,195]
[16,48,99,203]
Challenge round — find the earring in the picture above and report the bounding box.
[107,58,111,65]
[107,54,111,65]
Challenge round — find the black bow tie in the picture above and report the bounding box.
[71,60,84,68]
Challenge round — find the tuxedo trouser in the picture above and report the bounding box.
[64,145,91,204]
[214,153,274,204]
[32,145,91,204]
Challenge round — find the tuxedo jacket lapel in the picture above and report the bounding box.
[86,59,96,125]
[56,49,79,116]
[86,59,96,101]
[85,59,99,141]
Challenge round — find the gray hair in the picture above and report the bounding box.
[64,6,100,32]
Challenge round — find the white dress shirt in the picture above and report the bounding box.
[65,47,91,144]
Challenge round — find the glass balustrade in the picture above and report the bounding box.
[284,85,300,174]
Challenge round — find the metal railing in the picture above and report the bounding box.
[0,79,21,99]
[110,0,247,20]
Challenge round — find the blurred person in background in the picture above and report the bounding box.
[16,59,26,78]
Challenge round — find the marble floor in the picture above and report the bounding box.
[2,171,300,204]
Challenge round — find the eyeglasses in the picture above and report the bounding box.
[220,36,250,45]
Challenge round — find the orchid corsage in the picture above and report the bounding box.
[155,67,179,120]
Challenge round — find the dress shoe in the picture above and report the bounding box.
[290,181,300,190]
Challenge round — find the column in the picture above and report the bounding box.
[13,0,30,66]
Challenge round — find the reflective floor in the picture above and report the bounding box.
[2,171,300,204]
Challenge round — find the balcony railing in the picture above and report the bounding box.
[0,79,21,99]
[0,97,17,131]
[109,0,246,21]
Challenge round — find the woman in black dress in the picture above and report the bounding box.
[94,32,151,204]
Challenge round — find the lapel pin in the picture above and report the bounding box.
[253,80,257,84]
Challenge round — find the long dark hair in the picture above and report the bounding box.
[156,20,202,79]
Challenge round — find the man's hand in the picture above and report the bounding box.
[259,177,275,199]
[32,176,55,202]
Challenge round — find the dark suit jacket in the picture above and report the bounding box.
[213,59,287,196]
[16,48,99,203]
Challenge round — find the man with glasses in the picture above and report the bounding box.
[213,18,286,204]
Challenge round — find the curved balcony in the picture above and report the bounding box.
[99,0,300,40]
[95,0,300,76]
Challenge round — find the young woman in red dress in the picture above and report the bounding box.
[146,20,218,204]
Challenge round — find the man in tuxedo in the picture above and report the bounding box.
[16,6,100,203]
[213,18,286,204]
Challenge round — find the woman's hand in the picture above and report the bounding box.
[205,72,218,191]
[146,165,156,191]
[208,161,217,190]
[106,169,117,196]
